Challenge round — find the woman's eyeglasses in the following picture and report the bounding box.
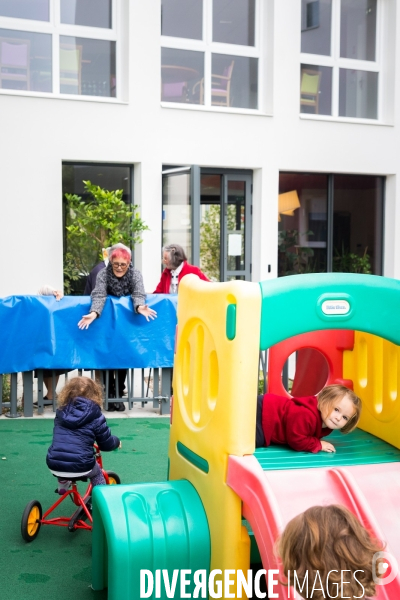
[112,262,128,269]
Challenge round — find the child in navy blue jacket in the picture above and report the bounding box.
[46,376,120,494]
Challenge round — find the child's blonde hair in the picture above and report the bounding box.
[317,384,361,433]
[58,376,103,408]
[276,505,384,599]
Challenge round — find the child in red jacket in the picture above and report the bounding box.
[256,384,361,453]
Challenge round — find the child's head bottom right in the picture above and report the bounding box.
[276,504,384,599]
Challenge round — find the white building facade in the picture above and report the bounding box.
[0,0,398,297]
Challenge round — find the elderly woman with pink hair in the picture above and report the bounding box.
[78,245,156,330]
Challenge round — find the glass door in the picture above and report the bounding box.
[222,174,252,281]
[162,167,252,282]
[199,173,222,281]
[199,171,252,281]
[162,166,194,262]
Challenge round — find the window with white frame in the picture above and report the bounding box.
[300,0,379,119]
[161,0,259,110]
[0,0,117,98]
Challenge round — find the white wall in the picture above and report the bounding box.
[0,0,399,297]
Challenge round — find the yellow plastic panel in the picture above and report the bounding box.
[169,275,261,589]
[344,331,400,449]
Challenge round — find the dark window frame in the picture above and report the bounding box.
[278,171,384,277]
[62,161,134,294]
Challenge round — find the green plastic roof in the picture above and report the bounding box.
[259,273,400,350]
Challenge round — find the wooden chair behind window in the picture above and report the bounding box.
[211,60,235,107]
[0,38,30,90]
[300,69,321,113]
[60,44,82,94]
[192,61,235,106]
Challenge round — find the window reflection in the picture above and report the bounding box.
[278,172,383,277]
[301,0,332,56]
[200,175,222,281]
[278,173,328,276]
[340,0,376,61]
[333,175,382,275]
[300,64,332,115]
[213,0,255,46]
[161,0,259,109]
[161,0,203,40]
[339,69,378,119]
[212,54,257,109]
[0,29,52,92]
[161,48,204,104]
[0,0,49,21]
[60,0,112,29]
[162,173,192,263]
[227,181,245,272]
[60,36,116,97]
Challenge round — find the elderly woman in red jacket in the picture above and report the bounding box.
[153,244,209,294]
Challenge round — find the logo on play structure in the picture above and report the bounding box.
[372,551,399,586]
[321,299,350,315]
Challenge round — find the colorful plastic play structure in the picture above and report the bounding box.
[92,273,400,599]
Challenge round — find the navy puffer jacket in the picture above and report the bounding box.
[46,396,120,474]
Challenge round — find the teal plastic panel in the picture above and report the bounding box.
[92,480,210,599]
[177,441,209,473]
[255,429,400,471]
[226,303,237,340]
[259,273,400,350]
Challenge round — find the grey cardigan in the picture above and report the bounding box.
[90,266,146,316]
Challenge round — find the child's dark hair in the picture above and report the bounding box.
[317,384,361,433]
[275,505,384,599]
[58,376,103,408]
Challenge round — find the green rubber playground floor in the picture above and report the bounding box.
[0,417,170,600]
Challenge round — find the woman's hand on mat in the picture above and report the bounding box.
[78,312,97,330]
[137,304,157,321]
[320,440,336,453]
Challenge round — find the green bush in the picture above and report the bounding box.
[1,374,10,403]
[64,180,149,294]
[332,245,372,274]
[258,373,267,395]
[278,229,316,276]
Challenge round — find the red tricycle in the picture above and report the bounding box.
[21,444,120,542]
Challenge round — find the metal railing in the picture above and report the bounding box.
[1,368,172,418]
[258,349,291,395]
[258,350,268,395]
[2,352,280,418]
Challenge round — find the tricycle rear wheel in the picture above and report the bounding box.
[21,500,42,542]
[106,470,121,485]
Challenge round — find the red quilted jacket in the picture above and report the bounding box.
[153,262,209,294]
[261,393,332,453]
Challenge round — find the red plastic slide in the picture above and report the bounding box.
[227,455,400,599]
